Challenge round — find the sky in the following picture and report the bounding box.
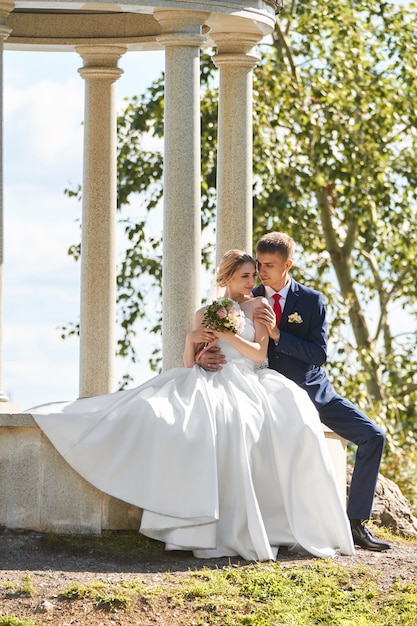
[3,49,165,411]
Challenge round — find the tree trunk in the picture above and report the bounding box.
[316,187,384,402]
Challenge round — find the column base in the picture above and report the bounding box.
[0,402,21,414]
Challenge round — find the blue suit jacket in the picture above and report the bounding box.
[252,279,338,407]
[254,280,386,521]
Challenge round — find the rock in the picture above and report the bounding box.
[347,467,417,537]
[34,599,58,614]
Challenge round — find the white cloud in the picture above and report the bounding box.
[5,78,84,171]
[5,213,79,272]
[4,320,80,410]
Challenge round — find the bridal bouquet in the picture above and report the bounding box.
[203,298,245,334]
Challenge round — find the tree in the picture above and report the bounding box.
[251,0,417,502]
[64,0,417,506]
[255,0,417,398]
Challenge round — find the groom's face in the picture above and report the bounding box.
[256,252,292,292]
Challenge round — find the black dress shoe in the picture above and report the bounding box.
[351,523,391,551]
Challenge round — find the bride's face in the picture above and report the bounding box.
[229,262,257,297]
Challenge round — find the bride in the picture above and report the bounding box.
[27,249,354,561]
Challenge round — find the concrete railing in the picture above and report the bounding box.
[0,414,346,534]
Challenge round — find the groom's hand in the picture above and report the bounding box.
[253,301,280,343]
[196,345,227,372]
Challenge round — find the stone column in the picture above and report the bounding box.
[155,11,208,370]
[212,34,261,265]
[76,45,125,398]
[0,1,18,412]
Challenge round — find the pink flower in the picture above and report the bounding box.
[203,298,246,334]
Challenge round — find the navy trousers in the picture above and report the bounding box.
[309,393,386,521]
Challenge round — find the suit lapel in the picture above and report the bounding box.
[281,279,299,323]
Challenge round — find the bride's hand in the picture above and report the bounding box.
[212,329,234,341]
[188,328,217,344]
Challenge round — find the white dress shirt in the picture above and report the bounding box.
[264,281,291,314]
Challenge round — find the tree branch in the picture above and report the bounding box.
[273,19,299,83]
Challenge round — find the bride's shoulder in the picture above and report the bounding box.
[193,306,206,323]
[240,295,266,318]
[247,295,268,308]
[242,296,268,317]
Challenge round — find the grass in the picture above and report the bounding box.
[58,579,147,611]
[0,617,36,626]
[162,561,417,625]
[16,575,34,597]
[48,528,417,626]
[52,558,417,625]
[1,575,34,597]
[41,528,163,560]
[2,529,417,625]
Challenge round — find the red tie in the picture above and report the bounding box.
[272,294,282,326]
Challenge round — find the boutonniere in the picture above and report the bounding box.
[287,312,303,324]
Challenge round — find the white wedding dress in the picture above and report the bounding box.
[27,315,354,561]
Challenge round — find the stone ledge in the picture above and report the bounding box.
[0,414,37,427]
[0,414,346,534]
[0,414,142,534]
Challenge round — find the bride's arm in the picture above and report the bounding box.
[252,298,270,362]
[215,318,269,364]
[183,309,217,367]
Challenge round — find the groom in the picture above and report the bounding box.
[202,232,390,552]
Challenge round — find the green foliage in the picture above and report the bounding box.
[16,575,34,597]
[381,581,417,624]
[0,617,36,626]
[59,580,134,611]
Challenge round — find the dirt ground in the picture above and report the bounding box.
[1,528,416,625]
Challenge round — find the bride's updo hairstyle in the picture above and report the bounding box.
[216,250,255,288]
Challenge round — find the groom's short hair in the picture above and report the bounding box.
[256,232,295,260]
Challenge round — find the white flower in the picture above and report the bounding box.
[287,312,303,324]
